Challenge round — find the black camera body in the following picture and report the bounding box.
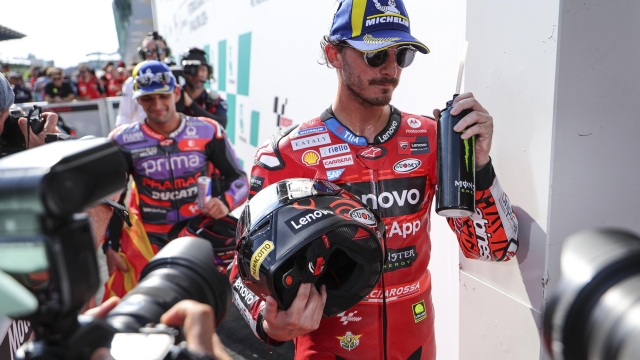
[0,138,231,360]
[1,105,46,155]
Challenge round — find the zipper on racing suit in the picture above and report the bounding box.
[166,148,181,226]
[369,165,389,360]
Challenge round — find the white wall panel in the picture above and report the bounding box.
[546,0,640,295]
[461,0,560,358]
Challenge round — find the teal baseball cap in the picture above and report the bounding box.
[329,0,429,54]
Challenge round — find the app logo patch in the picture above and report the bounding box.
[337,331,362,351]
[412,300,427,323]
[302,150,320,166]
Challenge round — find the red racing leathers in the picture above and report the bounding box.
[228,106,519,360]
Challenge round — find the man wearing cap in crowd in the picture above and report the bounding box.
[105,61,248,304]
[175,47,228,128]
[227,0,518,359]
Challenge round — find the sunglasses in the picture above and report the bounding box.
[142,47,167,57]
[350,45,417,69]
[134,71,173,88]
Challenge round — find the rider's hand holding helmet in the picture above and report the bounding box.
[235,178,386,340]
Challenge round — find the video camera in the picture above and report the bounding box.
[544,228,640,360]
[0,105,71,156]
[0,139,231,360]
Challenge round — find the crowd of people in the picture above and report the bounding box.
[1,61,132,104]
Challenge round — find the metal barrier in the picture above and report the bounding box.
[14,97,122,138]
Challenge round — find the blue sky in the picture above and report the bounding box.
[0,0,120,68]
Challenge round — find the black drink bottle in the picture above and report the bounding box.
[436,94,475,217]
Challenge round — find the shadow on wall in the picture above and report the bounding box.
[513,206,550,357]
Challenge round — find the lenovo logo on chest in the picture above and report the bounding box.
[340,177,427,218]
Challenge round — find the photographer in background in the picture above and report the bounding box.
[116,31,171,126]
[0,73,60,158]
[175,47,228,128]
[44,68,75,103]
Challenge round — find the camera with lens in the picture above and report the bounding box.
[0,138,231,360]
[0,104,71,157]
[544,228,640,360]
[1,105,45,155]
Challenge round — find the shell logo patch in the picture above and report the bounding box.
[412,300,427,323]
[337,331,362,351]
[302,150,320,166]
[250,241,274,280]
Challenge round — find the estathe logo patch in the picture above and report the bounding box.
[337,331,362,351]
[349,208,377,226]
[302,150,320,166]
[323,155,354,168]
[250,241,274,280]
[393,159,421,173]
[291,134,331,150]
[412,300,427,323]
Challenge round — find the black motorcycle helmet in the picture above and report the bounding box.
[236,178,385,316]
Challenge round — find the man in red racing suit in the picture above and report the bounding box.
[228,104,518,359]
[228,0,519,359]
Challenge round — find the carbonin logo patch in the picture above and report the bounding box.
[250,241,274,280]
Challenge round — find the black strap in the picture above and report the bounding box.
[103,199,132,227]
[168,218,191,241]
